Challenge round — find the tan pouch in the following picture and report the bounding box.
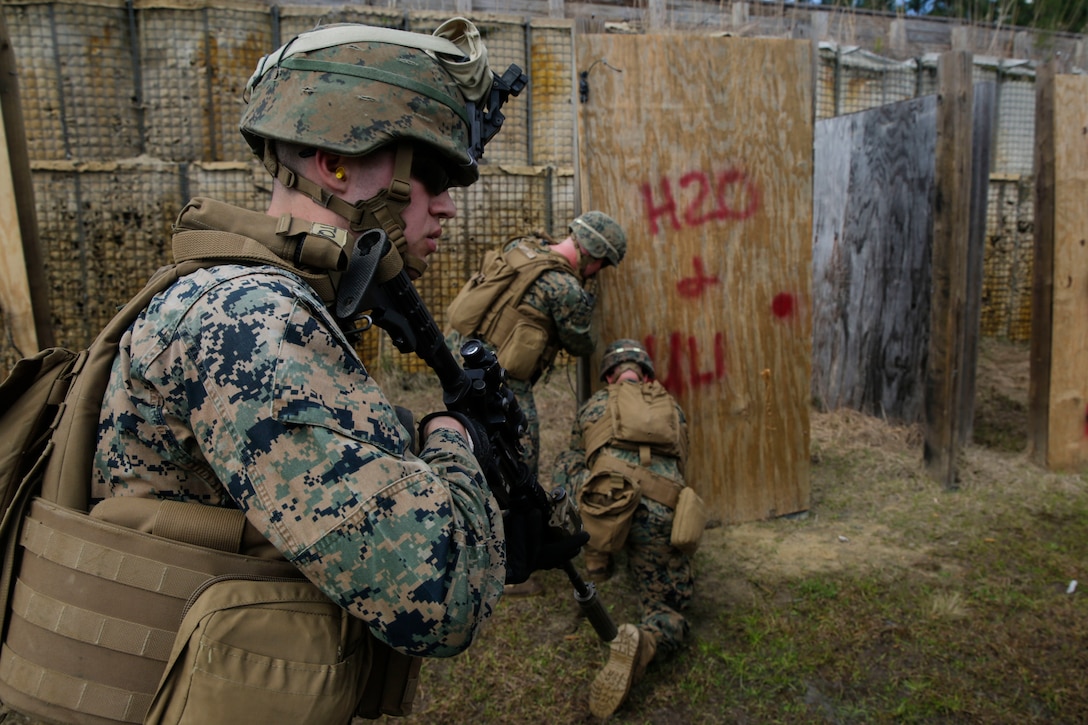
[496,312,550,382]
[147,578,372,725]
[577,471,640,554]
[670,486,708,555]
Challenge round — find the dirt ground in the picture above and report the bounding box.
[370,337,1035,592]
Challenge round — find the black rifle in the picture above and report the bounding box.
[337,229,617,643]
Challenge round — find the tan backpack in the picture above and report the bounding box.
[584,381,688,468]
[445,237,572,381]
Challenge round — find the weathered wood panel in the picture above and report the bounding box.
[576,34,812,524]
[812,96,936,423]
[1030,70,1088,470]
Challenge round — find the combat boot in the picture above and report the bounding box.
[589,624,655,719]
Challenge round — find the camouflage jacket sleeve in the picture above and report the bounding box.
[522,269,596,357]
[96,265,504,658]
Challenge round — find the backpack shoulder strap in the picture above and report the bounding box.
[39,260,213,510]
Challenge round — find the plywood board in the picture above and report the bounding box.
[812,96,936,424]
[576,34,812,524]
[1044,74,1088,469]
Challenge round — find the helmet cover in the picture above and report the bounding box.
[600,339,655,381]
[240,24,479,186]
[570,211,627,267]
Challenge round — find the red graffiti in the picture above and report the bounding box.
[772,292,796,319]
[644,331,726,397]
[676,256,721,298]
[641,167,761,234]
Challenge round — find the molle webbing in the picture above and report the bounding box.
[583,382,686,465]
[590,452,683,509]
[0,498,303,725]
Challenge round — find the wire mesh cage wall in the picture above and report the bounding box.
[815,43,1038,343]
[0,0,577,377]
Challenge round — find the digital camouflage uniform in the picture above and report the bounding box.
[94,202,505,657]
[552,384,693,659]
[445,236,595,477]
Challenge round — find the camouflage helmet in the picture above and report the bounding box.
[570,211,627,267]
[240,23,482,186]
[600,339,654,381]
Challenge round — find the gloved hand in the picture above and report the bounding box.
[503,495,590,584]
[418,410,492,469]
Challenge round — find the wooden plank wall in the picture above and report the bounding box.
[1030,69,1088,470]
[576,34,813,525]
[811,95,937,424]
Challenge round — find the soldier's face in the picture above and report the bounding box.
[400,176,457,280]
[580,248,605,279]
[346,149,457,280]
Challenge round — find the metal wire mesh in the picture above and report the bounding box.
[980,177,1034,341]
[993,71,1036,176]
[36,165,182,350]
[187,163,268,213]
[5,1,139,160]
[140,8,209,162]
[529,23,576,169]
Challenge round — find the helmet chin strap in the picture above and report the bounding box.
[262,143,429,279]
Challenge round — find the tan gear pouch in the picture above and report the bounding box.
[576,470,640,554]
[495,308,550,382]
[147,578,373,725]
[670,486,708,555]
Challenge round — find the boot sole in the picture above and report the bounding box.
[589,623,640,719]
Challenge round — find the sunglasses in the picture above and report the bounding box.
[410,153,455,196]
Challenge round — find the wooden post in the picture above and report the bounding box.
[1029,63,1056,467]
[958,81,995,446]
[924,50,973,488]
[1029,67,1088,470]
[0,11,51,357]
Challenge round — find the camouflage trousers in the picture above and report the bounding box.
[507,377,540,478]
[619,498,693,658]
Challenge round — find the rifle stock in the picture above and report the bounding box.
[350,232,617,643]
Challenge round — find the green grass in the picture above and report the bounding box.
[390,408,1088,724]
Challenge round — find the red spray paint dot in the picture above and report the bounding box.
[772,293,795,319]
